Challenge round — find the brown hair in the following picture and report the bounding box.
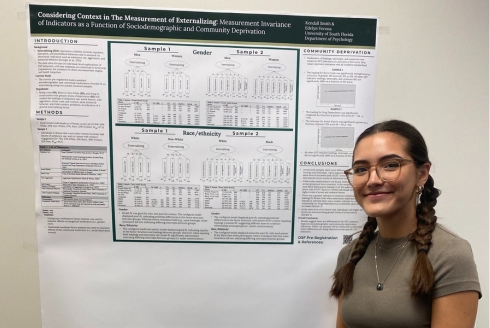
[330,120,440,298]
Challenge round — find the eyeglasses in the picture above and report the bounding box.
[344,158,415,188]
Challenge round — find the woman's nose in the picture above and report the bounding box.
[367,166,383,185]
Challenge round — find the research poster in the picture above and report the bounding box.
[28,3,377,327]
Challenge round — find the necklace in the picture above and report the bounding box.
[374,234,409,291]
[377,243,405,251]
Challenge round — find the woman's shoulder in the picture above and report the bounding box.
[429,223,481,298]
[431,223,472,249]
[429,223,475,260]
[338,240,354,258]
[337,233,365,256]
[335,236,360,269]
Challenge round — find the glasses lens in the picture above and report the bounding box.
[347,166,369,187]
[378,160,402,182]
[347,159,402,187]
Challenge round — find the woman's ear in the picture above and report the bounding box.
[417,162,431,186]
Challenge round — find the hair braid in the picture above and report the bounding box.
[409,174,440,297]
[330,216,377,298]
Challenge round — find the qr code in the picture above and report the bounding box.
[343,235,353,244]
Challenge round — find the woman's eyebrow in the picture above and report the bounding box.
[352,154,404,166]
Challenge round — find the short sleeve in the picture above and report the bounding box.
[430,233,481,299]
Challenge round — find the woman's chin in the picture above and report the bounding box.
[360,205,385,218]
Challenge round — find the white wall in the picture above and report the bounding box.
[1,0,487,326]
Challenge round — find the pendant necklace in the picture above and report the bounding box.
[374,233,409,291]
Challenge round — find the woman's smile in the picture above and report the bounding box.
[365,191,392,199]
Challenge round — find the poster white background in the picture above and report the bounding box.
[28,6,377,327]
[0,0,488,327]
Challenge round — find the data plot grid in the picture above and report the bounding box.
[317,84,356,107]
[319,127,355,149]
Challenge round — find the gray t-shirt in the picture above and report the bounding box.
[335,224,481,328]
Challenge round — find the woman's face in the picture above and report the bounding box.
[351,132,429,221]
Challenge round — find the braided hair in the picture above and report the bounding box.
[330,120,441,298]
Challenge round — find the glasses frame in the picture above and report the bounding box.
[344,158,415,188]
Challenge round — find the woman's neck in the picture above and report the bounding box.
[376,214,417,239]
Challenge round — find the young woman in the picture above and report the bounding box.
[330,120,481,328]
